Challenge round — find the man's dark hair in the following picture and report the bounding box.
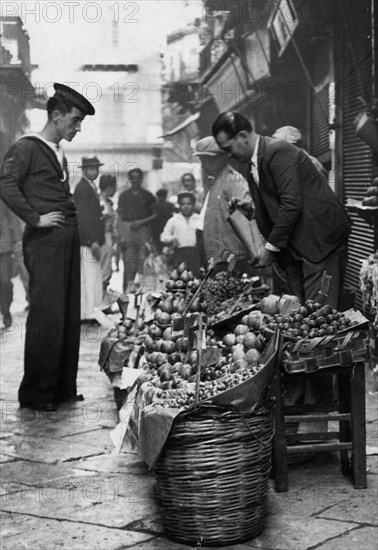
[47,96,75,118]
[181,172,195,183]
[212,112,253,138]
[156,188,168,199]
[99,174,117,192]
[128,167,143,179]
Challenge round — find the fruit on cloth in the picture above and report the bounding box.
[244,348,261,363]
[242,332,257,349]
[177,262,187,274]
[160,297,174,314]
[223,333,236,347]
[232,345,245,362]
[159,366,263,409]
[247,311,263,330]
[260,294,280,315]
[234,324,249,336]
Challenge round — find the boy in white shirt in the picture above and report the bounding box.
[160,192,201,274]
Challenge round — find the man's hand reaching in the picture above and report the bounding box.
[228,198,255,220]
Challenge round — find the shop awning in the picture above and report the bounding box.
[159,112,200,138]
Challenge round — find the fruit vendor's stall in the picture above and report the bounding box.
[99,263,370,546]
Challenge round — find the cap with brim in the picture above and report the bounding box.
[53,83,95,116]
[193,136,226,157]
[178,191,196,203]
[272,126,302,144]
[79,156,104,169]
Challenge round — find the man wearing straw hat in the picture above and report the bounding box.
[0,83,95,411]
[74,156,105,321]
[193,136,254,275]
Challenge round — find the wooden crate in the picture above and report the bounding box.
[283,328,369,373]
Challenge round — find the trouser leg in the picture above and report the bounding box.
[57,227,81,399]
[19,226,80,404]
[0,254,13,316]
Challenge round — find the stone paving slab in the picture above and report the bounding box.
[9,421,104,439]
[61,427,114,449]
[1,513,155,550]
[1,511,36,537]
[244,515,358,550]
[70,452,149,476]
[0,473,160,530]
[0,434,105,463]
[0,454,18,464]
[367,455,378,475]
[316,480,378,525]
[125,516,358,550]
[315,525,378,550]
[124,536,196,549]
[267,453,378,518]
[0,459,95,488]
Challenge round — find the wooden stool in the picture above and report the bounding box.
[272,361,367,492]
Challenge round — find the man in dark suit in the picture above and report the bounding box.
[212,112,351,308]
[73,157,105,321]
[0,83,95,411]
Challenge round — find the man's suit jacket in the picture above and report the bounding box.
[249,136,351,264]
[73,178,105,247]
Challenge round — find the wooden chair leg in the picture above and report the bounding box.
[350,362,367,489]
[271,374,288,492]
[338,371,352,475]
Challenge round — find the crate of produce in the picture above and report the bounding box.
[154,404,273,547]
[282,327,369,373]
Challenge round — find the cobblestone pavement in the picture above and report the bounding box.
[1,277,377,550]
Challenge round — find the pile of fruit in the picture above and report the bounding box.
[259,299,358,340]
[107,318,147,342]
[201,271,245,315]
[155,367,261,410]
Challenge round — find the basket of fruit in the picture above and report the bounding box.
[154,404,273,547]
[136,329,281,547]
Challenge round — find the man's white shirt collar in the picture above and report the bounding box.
[250,135,260,185]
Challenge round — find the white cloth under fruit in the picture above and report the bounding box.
[80,246,103,320]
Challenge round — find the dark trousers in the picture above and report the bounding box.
[280,240,348,310]
[19,225,81,404]
[0,253,13,316]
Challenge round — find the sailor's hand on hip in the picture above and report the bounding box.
[36,212,65,228]
[91,242,102,261]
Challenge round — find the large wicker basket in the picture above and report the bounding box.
[154,405,273,547]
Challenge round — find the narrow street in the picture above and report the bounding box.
[1,278,377,550]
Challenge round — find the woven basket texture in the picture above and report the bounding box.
[155,406,272,547]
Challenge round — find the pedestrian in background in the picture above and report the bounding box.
[117,168,157,292]
[180,172,203,213]
[74,156,105,322]
[0,201,23,328]
[99,174,118,294]
[0,83,95,411]
[161,191,201,275]
[151,188,175,252]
